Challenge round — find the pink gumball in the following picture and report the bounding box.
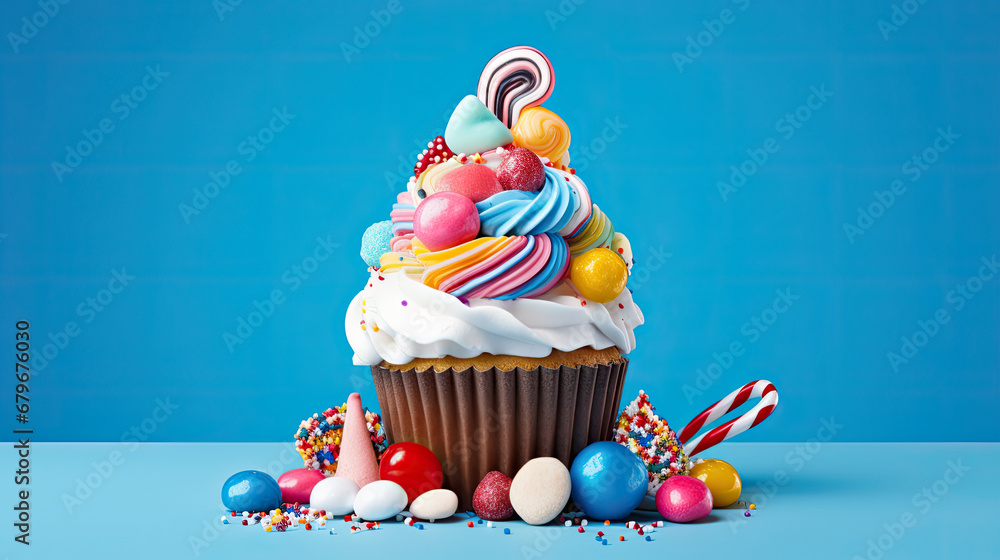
[413,192,480,251]
[655,475,713,523]
[435,164,503,202]
[277,468,326,505]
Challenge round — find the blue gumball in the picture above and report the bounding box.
[570,441,648,520]
[221,470,282,512]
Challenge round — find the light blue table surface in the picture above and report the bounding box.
[3,442,997,559]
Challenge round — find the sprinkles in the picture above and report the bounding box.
[294,404,387,473]
[613,390,692,496]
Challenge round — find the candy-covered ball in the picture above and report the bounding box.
[570,247,629,303]
[360,220,394,268]
[435,163,503,202]
[496,147,546,192]
[655,475,713,523]
[473,471,515,521]
[221,470,282,512]
[412,192,480,251]
[689,459,742,507]
[570,442,647,520]
[276,468,326,505]
[377,442,444,503]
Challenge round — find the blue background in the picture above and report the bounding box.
[1,0,998,444]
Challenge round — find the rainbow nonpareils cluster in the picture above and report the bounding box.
[294,404,387,473]
[613,390,691,491]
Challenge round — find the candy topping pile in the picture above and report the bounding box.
[358,46,637,304]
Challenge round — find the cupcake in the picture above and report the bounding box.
[345,46,644,509]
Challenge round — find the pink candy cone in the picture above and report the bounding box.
[334,393,380,488]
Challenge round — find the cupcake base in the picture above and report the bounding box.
[370,348,628,510]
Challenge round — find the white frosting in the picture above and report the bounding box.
[345,271,644,366]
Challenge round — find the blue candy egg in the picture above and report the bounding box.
[221,470,282,512]
[360,220,394,268]
[570,441,648,520]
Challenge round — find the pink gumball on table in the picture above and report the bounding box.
[277,468,326,505]
[413,192,481,251]
[655,475,713,523]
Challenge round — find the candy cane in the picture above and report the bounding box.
[679,380,778,457]
[477,46,555,129]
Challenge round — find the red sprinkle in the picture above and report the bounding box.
[467,521,474,528]
[577,526,585,533]
[597,531,604,537]
[618,303,624,309]
[581,301,587,306]
[618,248,624,254]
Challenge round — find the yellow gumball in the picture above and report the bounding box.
[689,459,742,508]
[570,248,628,303]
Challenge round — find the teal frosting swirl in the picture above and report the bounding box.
[476,167,579,237]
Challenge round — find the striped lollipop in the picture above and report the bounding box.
[477,46,555,129]
[678,380,779,457]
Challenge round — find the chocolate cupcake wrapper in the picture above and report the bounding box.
[370,359,628,510]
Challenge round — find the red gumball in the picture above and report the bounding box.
[377,442,444,503]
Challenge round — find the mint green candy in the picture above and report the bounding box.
[444,95,513,156]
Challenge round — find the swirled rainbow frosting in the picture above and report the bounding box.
[347,47,643,365]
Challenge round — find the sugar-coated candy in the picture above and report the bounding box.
[435,163,503,203]
[361,220,397,268]
[496,147,545,192]
[473,471,515,521]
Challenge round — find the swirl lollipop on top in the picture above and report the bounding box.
[477,46,555,129]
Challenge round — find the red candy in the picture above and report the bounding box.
[435,163,503,202]
[377,442,444,504]
[414,136,453,178]
[496,147,545,192]
[472,471,515,521]
[412,192,480,252]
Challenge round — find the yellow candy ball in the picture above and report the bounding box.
[570,248,628,303]
[689,459,742,508]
